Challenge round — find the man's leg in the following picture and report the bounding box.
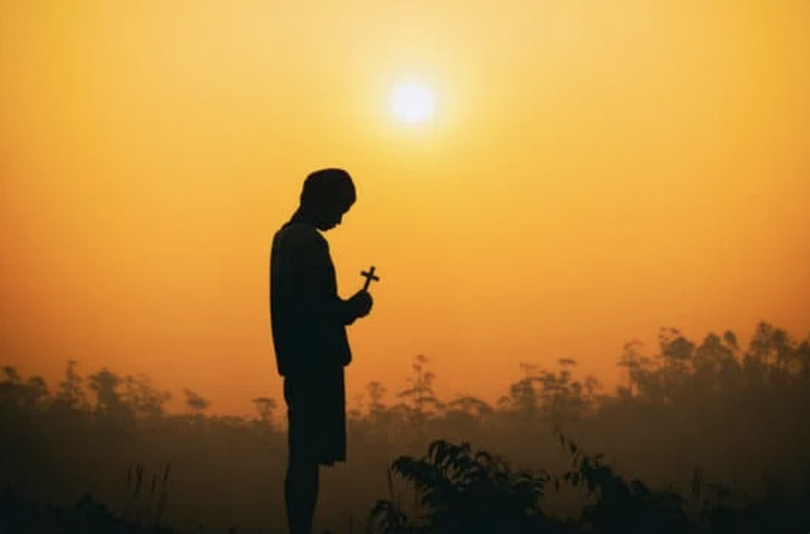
[283,376,321,534]
[284,454,319,534]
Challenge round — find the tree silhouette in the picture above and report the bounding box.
[692,332,740,393]
[536,359,600,427]
[444,395,494,422]
[2,365,21,382]
[55,360,89,410]
[183,388,211,416]
[797,335,810,383]
[498,362,543,422]
[21,375,49,409]
[121,374,172,419]
[397,354,443,446]
[616,339,657,399]
[0,366,23,407]
[251,396,277,428]
[367,381,388,415]
[88,367,125,415]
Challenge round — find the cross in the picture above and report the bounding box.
[361,265,380,291]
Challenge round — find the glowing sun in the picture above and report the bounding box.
[390,82,436,124]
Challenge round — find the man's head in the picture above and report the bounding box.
[299,168,356,231]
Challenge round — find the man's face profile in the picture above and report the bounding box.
[315,200,352,231]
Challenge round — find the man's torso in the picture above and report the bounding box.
[270,221,351,377]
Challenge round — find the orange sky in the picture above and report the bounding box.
[1,0,809,417]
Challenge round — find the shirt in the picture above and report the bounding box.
[270,220,353,377]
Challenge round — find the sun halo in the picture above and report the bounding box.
[389,81,436,125]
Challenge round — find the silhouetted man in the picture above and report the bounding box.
[270,168,374,534]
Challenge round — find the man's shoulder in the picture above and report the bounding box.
[274,222,326,249]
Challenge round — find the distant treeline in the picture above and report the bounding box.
[1,321,808,533]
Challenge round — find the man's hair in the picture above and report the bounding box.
[300,168,356,209]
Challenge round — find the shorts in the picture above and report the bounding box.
[283,369,347,466]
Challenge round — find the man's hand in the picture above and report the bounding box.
[348,289,373,319]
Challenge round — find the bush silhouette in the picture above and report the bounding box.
[371,439,567,534]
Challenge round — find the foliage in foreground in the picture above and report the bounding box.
[370,433,810,534]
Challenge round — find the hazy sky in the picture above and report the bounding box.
[2,0,809,417]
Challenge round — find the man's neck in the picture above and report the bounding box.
[288,208,318,229]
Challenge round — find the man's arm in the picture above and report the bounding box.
[292,230,364,326]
